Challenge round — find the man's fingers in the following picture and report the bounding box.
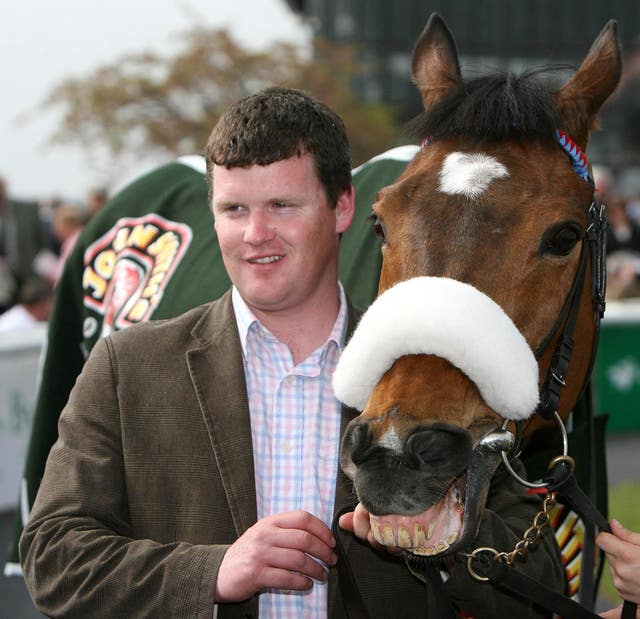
[269,527,337,566]
[272,511,335,546]
[597,532,621,556]
[260,567,314,592]
[267,548,330,582]
[338,511,354,532]
[611,519,640,545]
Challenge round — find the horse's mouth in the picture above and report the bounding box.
[369,475,466,556]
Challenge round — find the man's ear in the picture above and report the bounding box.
[335,184,355,234]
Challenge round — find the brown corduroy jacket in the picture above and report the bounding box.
[20,291,563,618]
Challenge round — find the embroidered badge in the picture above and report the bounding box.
[82,214,192,336]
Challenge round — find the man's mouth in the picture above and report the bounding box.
[248,255,284,264]
[369,477,465,556]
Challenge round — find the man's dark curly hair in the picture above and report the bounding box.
[205,87,352,207]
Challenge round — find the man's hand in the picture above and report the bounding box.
[597,519,640,607]
[215,510,337,602]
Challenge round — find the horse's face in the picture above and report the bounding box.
[336,14,621,560]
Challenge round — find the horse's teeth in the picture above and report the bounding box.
[447,532,458,544]
[413,524,426,548]
[436,541,449,552]
[370,519,382,544]
[452,485,462,506]
[397,527,411,548]
[383,523,396,546]
[427,521,435,540]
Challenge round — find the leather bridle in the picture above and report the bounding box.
[535,198,608,422]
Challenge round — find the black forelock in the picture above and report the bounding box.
[409,69,566,144]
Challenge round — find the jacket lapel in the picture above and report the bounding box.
[329,299,363,618]
[186,291,257,537]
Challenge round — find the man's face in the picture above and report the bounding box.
[212,154,353,317]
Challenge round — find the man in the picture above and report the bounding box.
[19,87,434,618]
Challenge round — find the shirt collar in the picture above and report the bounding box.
[232,283,349,360]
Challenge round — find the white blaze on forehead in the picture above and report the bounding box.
[332,277,539,420]
[439,152,509,198]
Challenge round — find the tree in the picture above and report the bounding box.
[42,27,402,171]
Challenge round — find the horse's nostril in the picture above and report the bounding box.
[406,425,472,475]
[346,423,372,466]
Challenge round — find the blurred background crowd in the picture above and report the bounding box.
[0,182,107,332]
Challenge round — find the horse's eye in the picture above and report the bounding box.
[369,213,387,242]
[541,224,582,256]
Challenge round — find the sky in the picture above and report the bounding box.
[0,0,309,202]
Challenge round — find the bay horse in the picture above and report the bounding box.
[333,11,621,573]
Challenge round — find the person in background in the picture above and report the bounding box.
[0,276,53,333]
[0,176,51,308]
[33,202,86,285]
[86,186,109,217]
[598,519,640,619]
[605,194,640,300]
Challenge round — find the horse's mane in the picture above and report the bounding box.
[410,69,566,143]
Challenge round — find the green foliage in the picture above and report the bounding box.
[42,27,402,167]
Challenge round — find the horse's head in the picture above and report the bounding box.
[334,14,621,561]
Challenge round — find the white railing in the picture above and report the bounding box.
[0,325,47,511]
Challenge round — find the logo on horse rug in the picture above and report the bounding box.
[82,214,192,336]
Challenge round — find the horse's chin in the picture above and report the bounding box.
[369,475,466,556]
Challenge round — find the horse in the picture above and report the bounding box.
[333,11,621,584]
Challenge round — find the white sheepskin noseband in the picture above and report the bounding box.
[333,277,539,420]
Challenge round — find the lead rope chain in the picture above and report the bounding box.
[462,492,557,581]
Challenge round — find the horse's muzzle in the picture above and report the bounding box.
[340,419,473,516]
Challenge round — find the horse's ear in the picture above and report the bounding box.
[411,13,462,111]
[555,20,622,150]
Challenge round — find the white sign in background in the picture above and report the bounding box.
[0,326,46,512]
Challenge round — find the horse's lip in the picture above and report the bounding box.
[368,443,504,560]
[369,476,466,555]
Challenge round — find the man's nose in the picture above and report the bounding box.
[243,211,275,245]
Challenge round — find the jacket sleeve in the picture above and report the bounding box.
[19,336,227,618]
[444,459,565,619]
